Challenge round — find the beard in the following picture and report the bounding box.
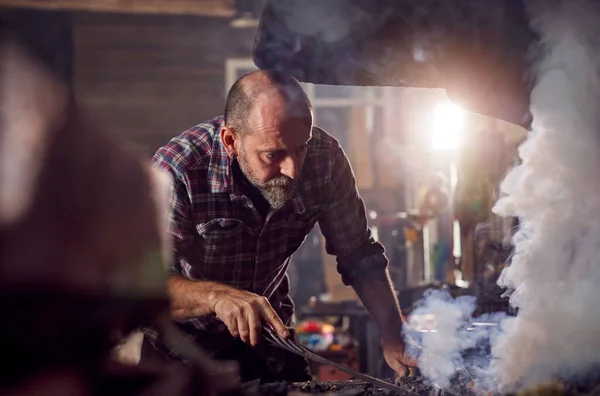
[237,148,295,211]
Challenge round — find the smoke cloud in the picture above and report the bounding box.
[405,0,600,393]
[491,0,600,391]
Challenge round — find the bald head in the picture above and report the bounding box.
[224,70,312,136]
[221,70,313,210]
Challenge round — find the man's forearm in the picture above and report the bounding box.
[351,270,405,343]
[167,275,226,321]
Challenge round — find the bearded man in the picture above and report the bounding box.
[144,70,417,382]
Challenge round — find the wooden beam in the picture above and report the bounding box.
[0,0,235,17]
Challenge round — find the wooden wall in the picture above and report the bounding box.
[72,12,256,156]
[0,9,74,85]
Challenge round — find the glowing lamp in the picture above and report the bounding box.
[431,103,465,151]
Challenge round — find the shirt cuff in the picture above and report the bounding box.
[336,247,388,286]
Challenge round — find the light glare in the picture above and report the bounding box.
[432,103,464,151]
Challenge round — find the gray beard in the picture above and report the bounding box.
[259,183,294,211]
[236,153,294,211]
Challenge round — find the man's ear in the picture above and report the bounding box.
[220,126,238,158]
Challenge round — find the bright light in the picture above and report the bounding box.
[431,103,465,151]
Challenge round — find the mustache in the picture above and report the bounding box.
[264,175,293,188]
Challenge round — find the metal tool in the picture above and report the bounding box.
[429,384,443,396]
[262,326,421,396]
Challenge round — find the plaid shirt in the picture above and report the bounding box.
[145,116,387,367]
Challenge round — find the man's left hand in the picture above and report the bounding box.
[382,339,418,377]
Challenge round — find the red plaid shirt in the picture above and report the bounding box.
[145,116,387,362]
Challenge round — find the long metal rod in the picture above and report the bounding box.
[263,327,421,396]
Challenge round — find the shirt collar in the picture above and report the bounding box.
[206,119,233,194]
[207,120,306,215]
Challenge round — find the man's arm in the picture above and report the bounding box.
[352,271,418,376]
[151,157,217,318]
[151,155,195,277]
[167,275,289,346]
[318,143,417,375]
[351,271,404,344]
[167,275,223,320]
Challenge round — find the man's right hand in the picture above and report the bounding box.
[210,286,289,346]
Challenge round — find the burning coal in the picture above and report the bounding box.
[405,0,600,393]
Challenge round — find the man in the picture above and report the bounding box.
[145,70,417,382]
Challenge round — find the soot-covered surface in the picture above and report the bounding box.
[248,376,600,395]
[252,377,478,396]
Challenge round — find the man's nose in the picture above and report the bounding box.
[280,155,298,180]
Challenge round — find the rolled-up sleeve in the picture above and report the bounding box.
[318,145,388,286]
[152,153,195,276]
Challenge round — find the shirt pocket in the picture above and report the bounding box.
[196,218,243,239]
[193,218,245,281]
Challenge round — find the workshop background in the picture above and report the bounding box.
[0,0,528,383]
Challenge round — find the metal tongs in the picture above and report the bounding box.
[262,326,421,396]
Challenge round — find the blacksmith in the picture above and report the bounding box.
[144,70,417,382]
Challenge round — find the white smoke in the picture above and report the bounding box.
[405,290,502,389]
[405,0,600,392]
[490,0,600,391]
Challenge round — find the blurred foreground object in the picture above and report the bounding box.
[0,21,239,395]
[253,0,538,128]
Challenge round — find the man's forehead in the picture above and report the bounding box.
[248,124,312,149]
[247,108,312,136]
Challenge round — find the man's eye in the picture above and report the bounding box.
[266,153,276,159]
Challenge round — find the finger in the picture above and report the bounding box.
[248,310,262,347]
[403,354,419,368]
[225,317,240,339]
[258,299,289,338]
[392,361,409,378]
[237,314,250,344]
